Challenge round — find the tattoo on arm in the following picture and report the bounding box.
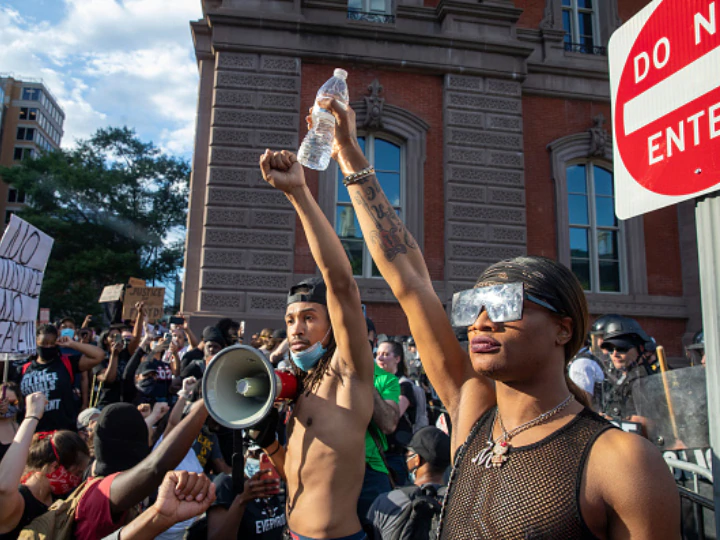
[352,176,417,261]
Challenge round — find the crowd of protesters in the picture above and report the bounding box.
[0,97,702,540]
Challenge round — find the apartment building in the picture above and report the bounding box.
[0,75,65,223]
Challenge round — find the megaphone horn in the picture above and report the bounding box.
[202,344,299,429]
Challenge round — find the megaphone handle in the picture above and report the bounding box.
[231,430,245,495]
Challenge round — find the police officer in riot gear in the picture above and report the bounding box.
[598,317,657,419]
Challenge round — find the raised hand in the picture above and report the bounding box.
[180,377,198,397]
[26,392,48,418]
[259,150,306,194]
[154,470,216,525]
[152,401,170,420]
[309,99,359,163]
[239,469,281,504]
[137,403,152,418]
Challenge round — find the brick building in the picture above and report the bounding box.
[0,76,65,224]
[182,0,700,358]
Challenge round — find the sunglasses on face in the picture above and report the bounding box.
[601,344,631,354]
[450,282,560,327]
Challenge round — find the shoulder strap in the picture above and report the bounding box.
[22,361,31,375]
[60,355,74,385]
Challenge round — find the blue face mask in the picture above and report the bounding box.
[60,328,75,339]
[290,328,331,372]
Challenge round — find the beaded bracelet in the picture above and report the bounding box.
[343,166,375,187]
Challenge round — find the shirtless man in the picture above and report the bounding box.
[252,149,374,540]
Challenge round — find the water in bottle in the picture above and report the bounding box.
[297,68,349,170]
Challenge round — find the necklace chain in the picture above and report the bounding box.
[496,394,575,443]
[472,394,576,469]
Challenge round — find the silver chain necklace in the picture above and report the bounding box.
[471,394,575,469]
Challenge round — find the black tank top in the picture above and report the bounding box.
[439,407,615,539]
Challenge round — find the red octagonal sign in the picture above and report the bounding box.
[610,0,720,219]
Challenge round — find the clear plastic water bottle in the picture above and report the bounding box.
[297,68,349,171]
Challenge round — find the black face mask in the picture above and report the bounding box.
[38,346,58,361]
[135,378,157,396]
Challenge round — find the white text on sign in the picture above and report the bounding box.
[625,2,719,165]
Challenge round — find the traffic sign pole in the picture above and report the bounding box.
[695,192,720,535]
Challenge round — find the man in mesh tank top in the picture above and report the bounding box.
[318,99,681,539]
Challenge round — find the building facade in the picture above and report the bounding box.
[0,76,65,224]
[182,0,700,358]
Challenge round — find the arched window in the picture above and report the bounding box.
[567,161,624,292]
[335,134,404,277]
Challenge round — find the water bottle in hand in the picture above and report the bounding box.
[297,68,349,171]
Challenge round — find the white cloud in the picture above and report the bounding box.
[0,0,203,156]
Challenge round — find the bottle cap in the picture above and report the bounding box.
[333,68,348,80]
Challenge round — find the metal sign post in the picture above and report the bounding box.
[696,193,720,536]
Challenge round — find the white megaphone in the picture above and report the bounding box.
[202,344,299,429]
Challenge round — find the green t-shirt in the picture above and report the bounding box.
[365,364,401,474]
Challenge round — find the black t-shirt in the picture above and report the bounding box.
[0,485,49,540]
[192,427,223,474]
[212,473,286,540]
[388,380,417,452]
[93,349,131,407]
[181,347,203,371]
[20,353,81,432]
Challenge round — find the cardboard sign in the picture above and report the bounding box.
[128,277,146,288]
[609,0,720,218]
[123,286,165,322]
[0,215,53,356]
[99,284,125,303]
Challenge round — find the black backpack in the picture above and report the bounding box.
[390,484,447,540]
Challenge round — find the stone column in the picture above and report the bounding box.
[443,74,527,293]
[186,52,301,330]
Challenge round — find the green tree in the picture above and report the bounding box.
[0,127,189,322]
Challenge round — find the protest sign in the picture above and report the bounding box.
[128,277,146,288]
[39,308,50,324]
[99,284,125,303]
[123,286,165,322]
[0,215,53,357]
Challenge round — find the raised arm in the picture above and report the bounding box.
[127,302,145,355]
[0,393,47,535]
[97,341,122,384]
[57,336,105,372]
[324,101,494,428]
[260,149,373,384]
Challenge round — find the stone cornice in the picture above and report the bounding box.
[206,13,536,61]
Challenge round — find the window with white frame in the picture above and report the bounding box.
[562,0,601,54]
[567,162,624,293]
[335,135,404,278]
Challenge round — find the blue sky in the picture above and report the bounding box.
[0,0,204,159]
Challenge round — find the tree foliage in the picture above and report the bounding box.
[0,127,189,322]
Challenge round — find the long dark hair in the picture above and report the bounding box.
[478,256,590,407]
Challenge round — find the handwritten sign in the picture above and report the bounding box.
[99,284,125,303]
[122,286,165,322]
[0,215,53,357]
[128,277,146,288]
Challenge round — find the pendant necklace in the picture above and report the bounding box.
[472,394,575,469]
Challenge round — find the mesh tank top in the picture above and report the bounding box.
[438,407,615,539]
